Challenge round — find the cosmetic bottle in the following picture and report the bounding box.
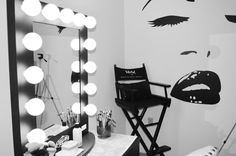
[73,124,82,147]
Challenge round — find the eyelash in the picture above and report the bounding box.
[225,15,236,23]
[148,15,189,27]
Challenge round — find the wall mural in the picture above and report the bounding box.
[139,0,233,105]
[148,15,189,27]
[124,0,236,155]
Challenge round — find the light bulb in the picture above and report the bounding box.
[22,32,43,51]
[27,128,46,143]
[84,104,97,116]
[71,61,80,73]
[83,61,97,74]
[23,66,44,84]
[21,0,42,17]
[59,8,74,24]
[72,102,81,114]
[84,83,97,96]
[25,98,45,116]
[84,16,97,29]
[70,38,80,51]
[73,13,86,28]
[42,3,59,21]
[83,38,96,51]
[71,82,80,94]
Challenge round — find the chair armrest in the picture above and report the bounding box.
[149,81,171,88]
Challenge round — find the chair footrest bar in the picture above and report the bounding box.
[145,122,159,127]
[154,145,171,154]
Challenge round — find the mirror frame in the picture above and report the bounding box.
[7,0,89,155]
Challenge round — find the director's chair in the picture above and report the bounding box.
[114,64,171,156]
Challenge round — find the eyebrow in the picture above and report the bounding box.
[142,0,152,11]
[180,51,197,55]
[142,0,194,11]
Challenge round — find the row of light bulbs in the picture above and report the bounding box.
[21,0,96,29]
[21,0,98,144]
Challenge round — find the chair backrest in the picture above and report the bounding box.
[114,64,149,82]
[114,64,151,101]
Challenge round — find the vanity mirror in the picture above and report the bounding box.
[7,0,97,155]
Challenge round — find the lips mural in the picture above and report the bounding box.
[171,71,221,104]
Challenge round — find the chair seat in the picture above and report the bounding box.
[115,94,171,113]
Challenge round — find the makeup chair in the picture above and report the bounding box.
[114,64,171,156]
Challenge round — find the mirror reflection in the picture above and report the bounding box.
[32,22,80,129]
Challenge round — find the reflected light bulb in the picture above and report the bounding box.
[71,61,80,73]
[27,128,46,143]
[71,82,80,94]
[70,38,80,51]
[84,104,97,116]
[73,13,86,28]
[83,38,96,51]
[84,16,97,29]
[42,3,59,21]
[84,83,97,96]
[59,8,74,24]
[22,32,43,51]
[25,98,45,116]
[72,102,81,114]
[83,61,97,74]
[23,66,44,84]
[21,0,42,17]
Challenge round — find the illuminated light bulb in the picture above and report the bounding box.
[83,83,97,96]
[22,32,43,51]
[71,61,80,73]
[59,8,74,24]
[72,102,81,114]
[70,38,80,51]
[83,38,96,51]
[21,0,42,17]
[83,61,97,74]
[42,3,59,21]
[84,16,97,29]
[27,128,46,143]
[23,66,44,84]
[71,82,80,94]
[25,98,45,116]
[84,104,97,116]
[73,13,86,28]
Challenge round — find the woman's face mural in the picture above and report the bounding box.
[140,0,236,105]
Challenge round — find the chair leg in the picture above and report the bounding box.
[131,107,147,135]
[150,106,167,152]
[132,112,160,150]
[122,109,150,153]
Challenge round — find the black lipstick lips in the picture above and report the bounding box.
[171,71,221,104]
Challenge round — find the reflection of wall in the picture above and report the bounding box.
[125,0,236,155]
[0,0,14,155]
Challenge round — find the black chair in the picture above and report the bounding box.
[114,64,171,156]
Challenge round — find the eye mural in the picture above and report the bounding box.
[148,15,189,27]
[141,0,236,105]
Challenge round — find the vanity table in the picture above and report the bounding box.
[49,129,139,156]
[87,132,139,156]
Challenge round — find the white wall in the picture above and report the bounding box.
[125,0,236,155]
[0,0,14,155]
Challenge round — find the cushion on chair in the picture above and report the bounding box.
[119,81,151,102]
